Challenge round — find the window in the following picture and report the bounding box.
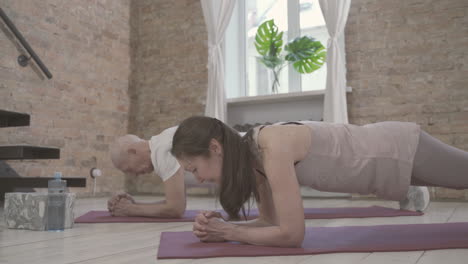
[225,0,329,99]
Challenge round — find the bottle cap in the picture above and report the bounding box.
[54,172,62,179]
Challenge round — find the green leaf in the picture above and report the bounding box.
[254,19,283,57]
[284,36,327,74]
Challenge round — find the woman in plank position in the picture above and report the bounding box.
[171,116,468,247]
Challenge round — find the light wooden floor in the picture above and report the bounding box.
[1,196,468,264]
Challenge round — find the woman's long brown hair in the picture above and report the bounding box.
[171,116,259,220]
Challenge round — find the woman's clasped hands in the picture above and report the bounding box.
[193,210,233,242]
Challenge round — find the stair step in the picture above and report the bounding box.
[0,110,30,127]
[0,177,86,188]
[0,146,60,160]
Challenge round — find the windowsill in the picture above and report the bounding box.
[227,87,352,106]
[227,90,325,106]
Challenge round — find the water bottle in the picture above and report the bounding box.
[47,172,68,231]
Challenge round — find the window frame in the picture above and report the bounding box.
[225,0,333,99]
[223,0,351,101]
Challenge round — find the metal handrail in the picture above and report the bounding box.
[0,7,52,79]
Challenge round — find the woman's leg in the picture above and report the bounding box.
[411,130,468,189]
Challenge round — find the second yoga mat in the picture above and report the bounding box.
[75,206,422,223]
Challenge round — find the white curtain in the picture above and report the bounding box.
[201,0,236,122]
[319,0,351,124]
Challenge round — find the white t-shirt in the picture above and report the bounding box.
[149,126,180,181]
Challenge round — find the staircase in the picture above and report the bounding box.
[0,109,86,200]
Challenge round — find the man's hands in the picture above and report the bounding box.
[193,211,232,243]
[107,193,136,216]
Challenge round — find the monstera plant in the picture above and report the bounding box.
[254,19,326,93]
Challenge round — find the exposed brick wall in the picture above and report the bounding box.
[126,0,207,193]
[346,0,468,200]
[0,0,131,196]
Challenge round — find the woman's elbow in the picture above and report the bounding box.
[285,234,304,248]
[280,229,305,248]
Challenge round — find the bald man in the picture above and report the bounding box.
[108,127,187,218]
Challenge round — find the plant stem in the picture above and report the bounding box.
[272,68,280,93]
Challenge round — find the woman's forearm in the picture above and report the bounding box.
[230,218,271,227]
[225,224,303,248]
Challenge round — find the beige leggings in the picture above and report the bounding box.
[411,130,468,189]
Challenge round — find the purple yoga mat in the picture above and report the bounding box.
[75,206,422,223]
[157,222,468,259]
